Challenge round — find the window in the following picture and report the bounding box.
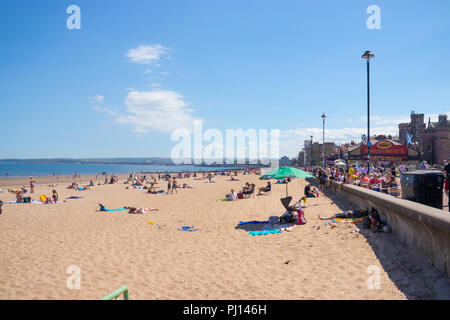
[426,145,432,153]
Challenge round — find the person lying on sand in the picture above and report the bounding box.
[125,207,158,214]
[67,182,78,189]
[318,208,369,220]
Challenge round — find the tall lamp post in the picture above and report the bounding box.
[362,51,374,168]
[321,113,326,168]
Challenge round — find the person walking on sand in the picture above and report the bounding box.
[167,178,172,194]
[30,177,36,193]
[172,178,178,194]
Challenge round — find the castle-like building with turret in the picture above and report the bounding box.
[399,111,450,164]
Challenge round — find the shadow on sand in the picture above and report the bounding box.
[316,180,450,300]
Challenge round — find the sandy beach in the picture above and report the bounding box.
[0,173,445,300]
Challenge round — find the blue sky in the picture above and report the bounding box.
[1,0,450,159]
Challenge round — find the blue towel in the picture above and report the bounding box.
[248,229,281,236]
[239,220,269,225]
[99,204,127,212]
[177,226,198,232]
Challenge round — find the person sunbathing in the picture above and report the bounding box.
[125,207,158,214]
[258,182,271,195]
[318,208,369,220]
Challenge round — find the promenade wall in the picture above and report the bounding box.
[311,178,450,276]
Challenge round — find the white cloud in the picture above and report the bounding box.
[116,89,200,133]
[93,105,117,116]
[89,95,105,103]
[126,44,169,65]
[90,95,119,116]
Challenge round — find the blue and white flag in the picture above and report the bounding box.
[406,134,413,145]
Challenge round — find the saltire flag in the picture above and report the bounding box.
[406,134,413,145]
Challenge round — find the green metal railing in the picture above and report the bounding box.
[101,286,129,300]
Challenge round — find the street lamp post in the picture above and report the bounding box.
[362,50,374,169]
[321,113,326,168]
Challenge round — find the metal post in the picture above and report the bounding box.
[322,114,326,168]
[367,59,371,168]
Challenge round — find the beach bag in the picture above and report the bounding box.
[362,216,371,229]
[40,196,46,202]
[296,210,306,225]
[279,211,295,224]
[23,197,31,203]
[237,192,244,199]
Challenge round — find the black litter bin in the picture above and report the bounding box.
[401,170,445,209]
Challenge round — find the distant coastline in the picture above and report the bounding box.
[0,158,272,167]
[0,159,269,178]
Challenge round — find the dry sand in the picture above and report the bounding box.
[0,173,445,300]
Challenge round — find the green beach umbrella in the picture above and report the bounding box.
[260,167,316,196]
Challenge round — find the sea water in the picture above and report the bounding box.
[0,162,242,178]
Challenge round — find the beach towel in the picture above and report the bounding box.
[332,217,365,223]
[238,220,269,225]
[98,204,127,212]
[248,229,281,236]
[3,200,62,204]
[66,196,83,199]
[177,226,198,232]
